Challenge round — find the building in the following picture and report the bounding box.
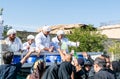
[98,24,120,40]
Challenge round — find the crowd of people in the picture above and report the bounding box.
[0,26,120,79]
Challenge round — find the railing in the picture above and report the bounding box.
[0,51,103,68]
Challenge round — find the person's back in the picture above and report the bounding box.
[41,64,59,79]
[111,61,120,79]
[94,69,115,79]
[88,67,95,79]
[93,57,115,79]
[0,51,22,79]
[58,61,73,79]
[0,50,34,79]
[116,72,120,79]
[0,63,22,79]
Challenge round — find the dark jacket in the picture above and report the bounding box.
[41,64,59,79]
[58,61,74,79]
[74,69,86,79]
[88,67,95,79]
[116,72,120,79]
[94,69,115,79]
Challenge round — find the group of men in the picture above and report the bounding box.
[0,26,79,79]
[4,26,79,55]
[1,26,119,79]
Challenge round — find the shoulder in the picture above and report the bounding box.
[95,70,113,78]
[62,38,69,41]
[36,32,42,36]
[0,65,5,69]
[16,37,20,40]
[52,36,57,41]
[16,37,22,42]
[4,37,9,42]
[5,37,9,40]
[61,61,72,67]
[35,32,43,38]
[14,62,22,68]
[0,64,16,71]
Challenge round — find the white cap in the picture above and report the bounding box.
[57,30,65,36]
[7,29,16,35]
[27,35,35,40]
[42,26,51,32]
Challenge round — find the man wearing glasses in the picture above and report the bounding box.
[5,29,22,53]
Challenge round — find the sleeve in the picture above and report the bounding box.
[35,34,45,49]
[17,37,23,50]
[68,41,77,47]
[16,62,22,72]
[63,38,77,47]
[22,43,27,50]
[51,37,60,50]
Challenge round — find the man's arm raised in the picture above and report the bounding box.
[20,50,34,65]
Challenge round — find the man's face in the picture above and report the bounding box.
[94,63,99,72]
[58,34,64,40]
[28,39,34,45]
[85,65,91,71]
[9,33,16,39]
[106,58,110,68]
[44,31,50,35]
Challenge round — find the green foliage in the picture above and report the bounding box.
[108,41,120,60]
[108,41,120,54]
[67,25,107,52]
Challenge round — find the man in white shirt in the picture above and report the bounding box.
[52,30,79,53]
[23,35,36,53]
[5,29,22,53]
[35,26,53,53]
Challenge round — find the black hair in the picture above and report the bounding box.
[84,61,92,66]
[94,57,106,68]
[2,51,14,64]
[101,54,110,58]
[112,61,120,72]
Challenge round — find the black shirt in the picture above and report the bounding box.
[88,67,95,79]
[0,62,22,79]
[94,69,115,79]
[41,64,59,79]
[58,61,74,79]
[74,69,86,79]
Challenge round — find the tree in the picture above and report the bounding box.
[108,41,120,60]
[67,25,107,52]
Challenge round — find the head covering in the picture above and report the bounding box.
[84,61,92,66]
[7,29,16,35]
[77,58,84,66]
[42,26,51,32]
[27,35,35,40]
[57,30,65,36]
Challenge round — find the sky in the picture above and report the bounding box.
[0,0,120,32]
